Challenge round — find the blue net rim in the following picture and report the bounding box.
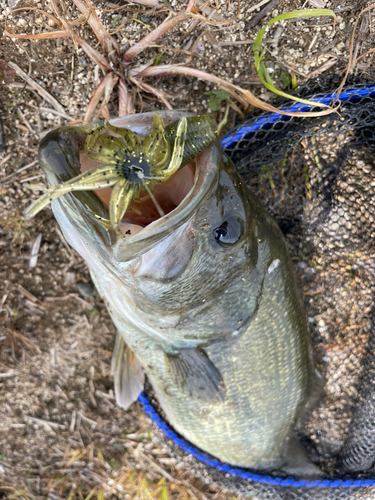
[138,392,375,488]
[220,85,375,149]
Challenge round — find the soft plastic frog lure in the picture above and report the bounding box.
[24,113,216,234]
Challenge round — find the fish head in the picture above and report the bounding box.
[108,115,269,343]
[36,112,276,343]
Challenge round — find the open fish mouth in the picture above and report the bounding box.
[25,111,219,260]
[83,153,196,231]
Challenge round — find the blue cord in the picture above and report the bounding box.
[139,392,375,488]
[220,85,375,149]
[139,84,375,489]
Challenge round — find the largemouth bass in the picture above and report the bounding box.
[29,111,322,474]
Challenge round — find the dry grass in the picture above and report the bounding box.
[1,0,375,498]
[3,0,346,122]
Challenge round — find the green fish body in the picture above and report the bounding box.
[36,111,321,474]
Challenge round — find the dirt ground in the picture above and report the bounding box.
[1,0,375,499]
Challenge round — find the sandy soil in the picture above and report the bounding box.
[1,0,375,498]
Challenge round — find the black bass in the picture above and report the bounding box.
[25,111,322,474]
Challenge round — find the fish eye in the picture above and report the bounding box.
[213,216,244,247]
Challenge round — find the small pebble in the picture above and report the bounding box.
[77,281,97,297]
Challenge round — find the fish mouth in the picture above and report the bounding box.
[82,112,219,262]
[81,147,195,231]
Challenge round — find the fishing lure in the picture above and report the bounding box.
[24,113,216,233]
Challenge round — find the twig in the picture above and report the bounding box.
[336,5,375,99]
[29,233,42,268]
[70,410,77,432]
[1,159,38,183]
[8,325,42,352]
[308,31,319,53]
[68,293,94,309]
[15,123,29,134]
[123,11,190,63]
[248,0,274,13]
[0,116,4,154]
[118,0,162,5]
[27,416,66,431]
[77,411,97,428]
[54,226,76,261]
[55,384,69,400]
[0,153,12,168]
[0,371,19,378]
[17,283,40,303]
[138,451,208,500]
[16,107,39,139]
[24,299,45,315]
[83,72,118,123]
[8,82,36,91]
[20,174,45,183]
[246,0,282,29]
[307,57,337,79]
[95,390,115,401]
[8,62,65,114]
[118,79,134,116]
[39,107,74,121]
[219,39,255,46]
[45,295,75,302]
[71,0,120,59]
[138,450,181,484]
[138,82,173,109]
[71,53,75,81]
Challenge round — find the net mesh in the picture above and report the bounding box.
[141,77,375,499]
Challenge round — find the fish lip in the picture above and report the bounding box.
[109,110,195,137]
[37,126,117,247]
[110,112,220,262]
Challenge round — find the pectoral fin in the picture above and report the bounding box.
[111,333,144,410]
[165,348,225,403]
